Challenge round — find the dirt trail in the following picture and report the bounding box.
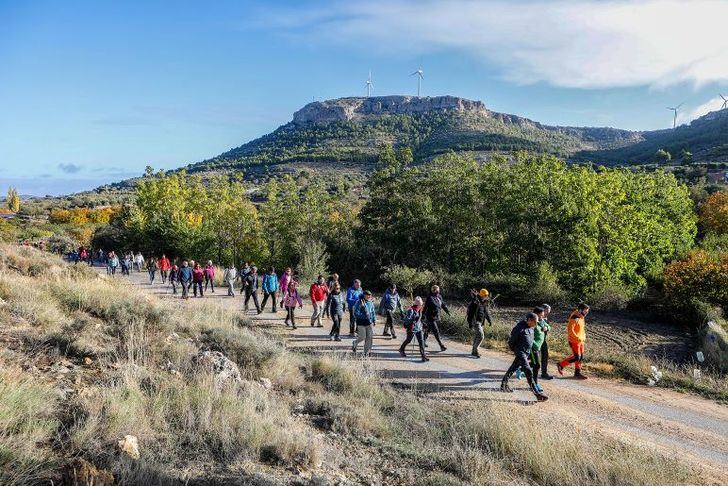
[123,271,728,475]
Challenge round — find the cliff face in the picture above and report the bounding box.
[292,95,487,124]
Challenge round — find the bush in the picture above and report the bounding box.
[663,250,728,311]
[699,191,728,235]
[295,238,329,294]
[382,264,434,299]
[586,278,633,310]
[529,262,569,304]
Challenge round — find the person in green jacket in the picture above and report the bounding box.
[529,306,547,393]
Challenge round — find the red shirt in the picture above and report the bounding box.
[192,268,204,283]
[159,257,171,271]
[309,283,328,302]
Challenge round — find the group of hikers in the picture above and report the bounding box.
[91,250,593,403]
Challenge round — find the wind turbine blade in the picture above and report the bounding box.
[721,94,727,101]
[410,71,419,76]
[676,102,684,109]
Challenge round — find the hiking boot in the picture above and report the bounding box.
[423,342,428,348]
[292,325,297,330]
[541,373,554,380]
[391,334,397,340]
[534,384,544,393]
[556,363,564,376]
[500,381,513,393]
[440,345,447,352]
[334,336,341,342]
[383,331,391,336]
[399,349,406,357]
[257,310,263,315]
[471,352,481,358]
[535,393,549,402]
[329,335,334,341]
[574,372,588,380]
[421,357,429,362]
[317,324,323,328]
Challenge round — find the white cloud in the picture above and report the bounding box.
[266,0,728,89]
[677,96,727,124]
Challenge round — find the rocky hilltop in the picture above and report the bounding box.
[292,95,487,124]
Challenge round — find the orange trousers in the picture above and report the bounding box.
[560,341,584,370]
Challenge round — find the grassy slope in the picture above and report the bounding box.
[0,245,704,484]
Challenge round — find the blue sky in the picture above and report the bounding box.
[2,0,728,196]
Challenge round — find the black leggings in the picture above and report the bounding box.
[205,276,214,292]
[400,329,425,358]
[285,306,297,327]
[424,318,445,349]
[330,312,342,337]
[540,337,550,376]
[503,351,538,394]
[529,349,541,385]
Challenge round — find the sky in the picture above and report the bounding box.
[2,0,728,196]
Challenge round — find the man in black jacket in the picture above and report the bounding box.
[243,266,261,314]
[500,312,548,402]
[466,288,493,358]
[423,285,449,352]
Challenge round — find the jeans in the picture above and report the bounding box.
[383,310,397,337]
[149,269,156,283]
[348,307,356,334]
[261,291,278,312]
[310,300,325,326]
[161,269,168,283]
[205,276,215,292]
[352,323,373,355]
[171,281,178,294]
[181,280,191,298]
[471,321,484,355]
[424,318,446,349]
[400,329,425,359]
[330,312,343,338]
[245,289,260,312]
[285,306,297,327]
[193,281,203,297]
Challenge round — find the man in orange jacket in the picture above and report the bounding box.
[557,303,589,379]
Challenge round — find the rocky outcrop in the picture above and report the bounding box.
[292,96,487,124]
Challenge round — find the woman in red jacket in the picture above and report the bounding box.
[192,263,205,298]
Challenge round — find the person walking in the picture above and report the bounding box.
[466,289,493,358]
[398,296,428,362]
[147,257,158,284]
[120,253,130,276]
[309,275,329,327]
[239,262,251,294]
[500,312,548,401]
[557,303,590,379]
[223,263,237,296]
[169,264,180,294]
[328,282,346,341]
[243,266,261,313]
[108,251,119,276]
[279,267,293,296]
[379,284,404,339]
[159,254,171,283]
[192,263,205,297]
[352,290,376,357]
[345,279,363,336]
[282,281,303,329]
[203,260,216,293]
[324,273,339,318]
[134,252,145,273]
[540,304,554,380]
[261,267,279,313]
[529,306,547,393]
[179,261,193,299]
[423,285,450,352]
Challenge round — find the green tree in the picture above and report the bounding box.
[6,187,19,213]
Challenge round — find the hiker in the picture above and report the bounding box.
[134,252,145,273]
[423,285,450,352]
[399,296,428,362]
[279,267,293,298]
[159,254,171,283]
[261,267,279,313]
[282,281,303,329]
[346,279,363,336]
[108,251,119,276]
[147,257,158,284]
[243,266,261,313]
[179,261,193,299]
[192,263,205,297]
[500,312,548,402]
[529,306,547,393]
[351,290,376,357]
[328,282,346,341]
[539,304,554,380]
[204,260,216,293]
[379,284,404,339]
[557,303,590,379]
[223,263,237,296]
[120,253,131,276]
[309,275,329,327]
[466,288,493,358]
[169,264,179,294]
[239,262,251,293]
[324,273,339,318]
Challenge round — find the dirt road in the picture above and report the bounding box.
[123,270,728,475]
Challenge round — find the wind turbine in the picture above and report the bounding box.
[667,103,683,129]
[721,94,728,109]
[410,67,424,97]
[365,71,374,97]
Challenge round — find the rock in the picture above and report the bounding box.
[118,434,140,459]
[62,458,114,485]
[195,350,242,387]
[84,357,93,365]
[259,377,272,390]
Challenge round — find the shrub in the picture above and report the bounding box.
[586,278,633,310]
[663,250,728,311]
[382,264,434,299]
[295,238,329,294]
[529,261,569,304]
[699,191,728,235]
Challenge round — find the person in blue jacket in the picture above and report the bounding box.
[346,279,363,336]
[351,290,376,356]
[379,284,404,339]
[260,267,279,313]
[178,260,193,300]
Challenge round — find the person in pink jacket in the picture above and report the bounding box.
[282,281,303,329]
[278,267,293,306]
[203,260,216,293]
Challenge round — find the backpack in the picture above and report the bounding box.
[507,323,520,351]
[354,300,370,322]
[402,309,416,329]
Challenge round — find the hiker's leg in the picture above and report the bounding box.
[430,319,445,349]
[472,322,484,355]
[414,331,426,359]
[530,350,540,385]
[364,325,373,355]
[348,308,355,334]
[399,329,414,353]
[541,338,549,376]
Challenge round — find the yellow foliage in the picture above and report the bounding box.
[700,191,728,235]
